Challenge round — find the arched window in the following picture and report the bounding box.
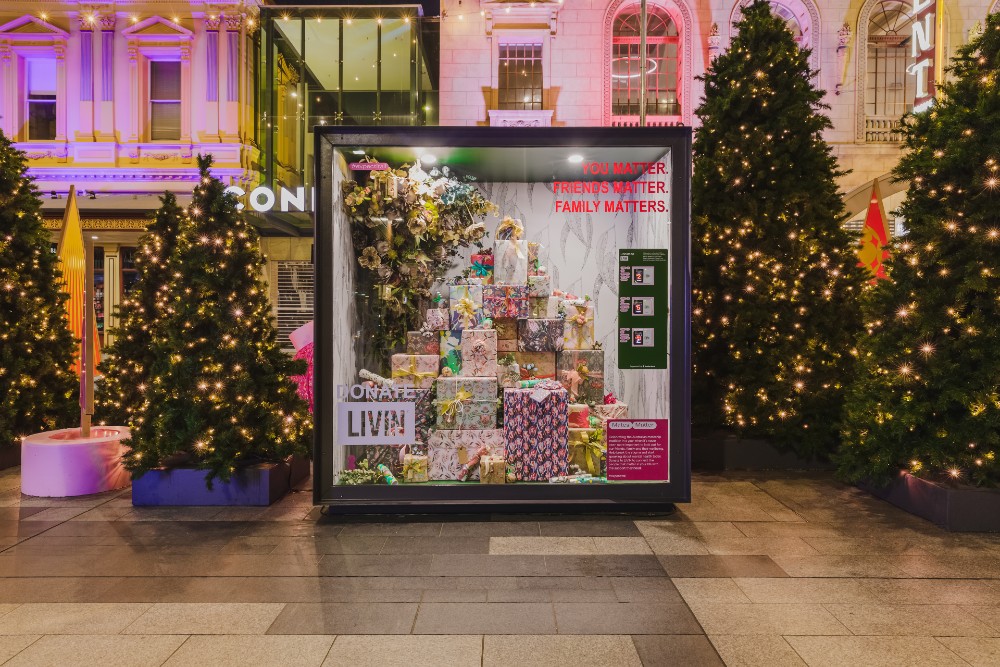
[611,5,681,118]
[866,1,915,121]
[770,3,804,43]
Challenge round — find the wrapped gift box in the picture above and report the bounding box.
[498,339,517,353]
[480,455,506,484]
[390,354,438,390]
[568,428,604,477]
[406,330,440,355]
[373,388,434,446]
[592,402,629,423]
[494,318,517,340]
[556,349,605,404]
[403,453,429,483]
[568,403,590,429]
[433,396,497,430]
[562,302,596,350]
[427,429,504,480]
[527,275,551,298]
[513,351,556,381]
[460,328,498,377]
[483,284,530,319]
[439,330,463,375]
[425,308,449,331]
[497,359,521,389]
[494,240,529,284]
[449,284,484,331]
[437,376,498,402]
[528,296,561,319]
[518,318,564,352]
[528,241,545,277]
[503,382,569,481]
[471,252,494,285]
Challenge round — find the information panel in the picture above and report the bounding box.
[618,249,669,369]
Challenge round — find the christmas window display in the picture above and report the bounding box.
[314,128,690,508]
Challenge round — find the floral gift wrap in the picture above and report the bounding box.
[528,296,561,319]
[591,402,629,423]
[527,275,551,298]
[427,429,504,480]
[556,349,605,405]
[470,252,494,284]
[494,240,529,284]
[480,455,507,484]
[503,381,569,481]
[517,318,565,352]
[460,328,498,377]
[439,330,462,375]
[373,387,434,445]
[494,318,518,340]
[528,241,546,277]
[568,403,590,428]
[449,284,484,331]
[562,302,595,350]
[498,339,518,353]
[513,351,556,381]
[433,393,497,430]
[390,354,438,390]
[497,356,521,389]
[425,308,449,331]
[402,453,429,483]
[483,284,530,319]
[437,376,498,402]
[568,428,605,477]
[406,330,440,355]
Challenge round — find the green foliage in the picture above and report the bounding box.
[96,193,184,427]
[124,155,310,484]
[691,0,865,457]
[838,16,1000,487]
[0,130,78,447]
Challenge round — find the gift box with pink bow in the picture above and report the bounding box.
[562,301,596,350]
[503,381,569,481]
[427,429,505,480]
[556,349,605,405]
[460,328,498,377]
[483,283,530,319]
[517,318,565,352]
[449,284,484,331]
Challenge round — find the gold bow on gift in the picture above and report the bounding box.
[566,305,593,347]
[570,438,605,477]
[403,456,428,479]
[437,387,473,424]
[393,357,437,386]
[496,216,524,240]
[455,296,479,327]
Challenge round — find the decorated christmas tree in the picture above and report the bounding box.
[96,193,184,427]
[839,17,1000,487]
[0,131,78,447]
[691,0,865,457]
[125,156,310,483]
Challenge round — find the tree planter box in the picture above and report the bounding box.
[132,456,310,507]
[692,432,834,471]
[861,472,1000,532]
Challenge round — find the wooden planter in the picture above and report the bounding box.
[861,472,1000,532]
[691,431,834,472]
[132,456,310,507]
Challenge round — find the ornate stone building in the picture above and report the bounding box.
[437,0,995,224]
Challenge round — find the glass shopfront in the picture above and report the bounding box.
[314,127,690,510]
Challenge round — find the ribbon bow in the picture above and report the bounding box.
[570,438,605,477]
[455,296,479,327]
[567,305,594,347]
[402,456,427,479]
[604,391,618,405]
[393,357,436,386]
[472,259,492,277]
[496,216,524,240]
[437,387,473,423]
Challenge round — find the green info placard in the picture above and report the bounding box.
[618,249,669,369]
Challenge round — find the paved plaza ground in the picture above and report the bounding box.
[0,468,994,665]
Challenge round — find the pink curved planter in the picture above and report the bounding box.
[21,426,131,497]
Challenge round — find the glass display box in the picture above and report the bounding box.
[313,126,690,511]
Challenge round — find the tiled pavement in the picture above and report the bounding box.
[0,470,995,665]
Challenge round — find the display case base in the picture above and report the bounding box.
[0,447,20,471]
[132,456,310,507]
[861,472,1000,533]
[692,432,833,471]
[321,499,677,516]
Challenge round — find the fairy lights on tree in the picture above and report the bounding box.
[839,16,1000,487]
[691,0,865,458]
[125,155,310,484]
[0,131,78,448]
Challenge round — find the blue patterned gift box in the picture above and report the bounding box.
[483,283,530,319]
[503,381,569,481]
[449,284,484,331]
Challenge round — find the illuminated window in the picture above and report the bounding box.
[149,60,182,141]
[611,5,680,118]
[26,58,57,141]
[866,0,915,120]
[498,44,543,111]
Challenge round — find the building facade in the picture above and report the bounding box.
[437,0,995,224]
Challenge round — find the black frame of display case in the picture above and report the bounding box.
[313,126,692,512]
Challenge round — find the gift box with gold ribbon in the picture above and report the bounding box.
[479,455,507,484]
[556,349,605,404]
[483,283,530,319]
[427,429,504,480]
[433,387,497,430]
[406,330,440,355]
[562,302,596,350]
[517,318,565,352]
[494,240,529,285]
[437,376,497,402]
[459,328,498,378]
[528,296,561,319]
[390,354,438,390]
[449,284,484,331]
[402,453,429,483]
[568,428,605,477]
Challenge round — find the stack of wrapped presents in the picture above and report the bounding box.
[354,216,630,485]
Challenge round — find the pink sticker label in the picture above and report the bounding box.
[606,419,669,481]
[349,162,391,171]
